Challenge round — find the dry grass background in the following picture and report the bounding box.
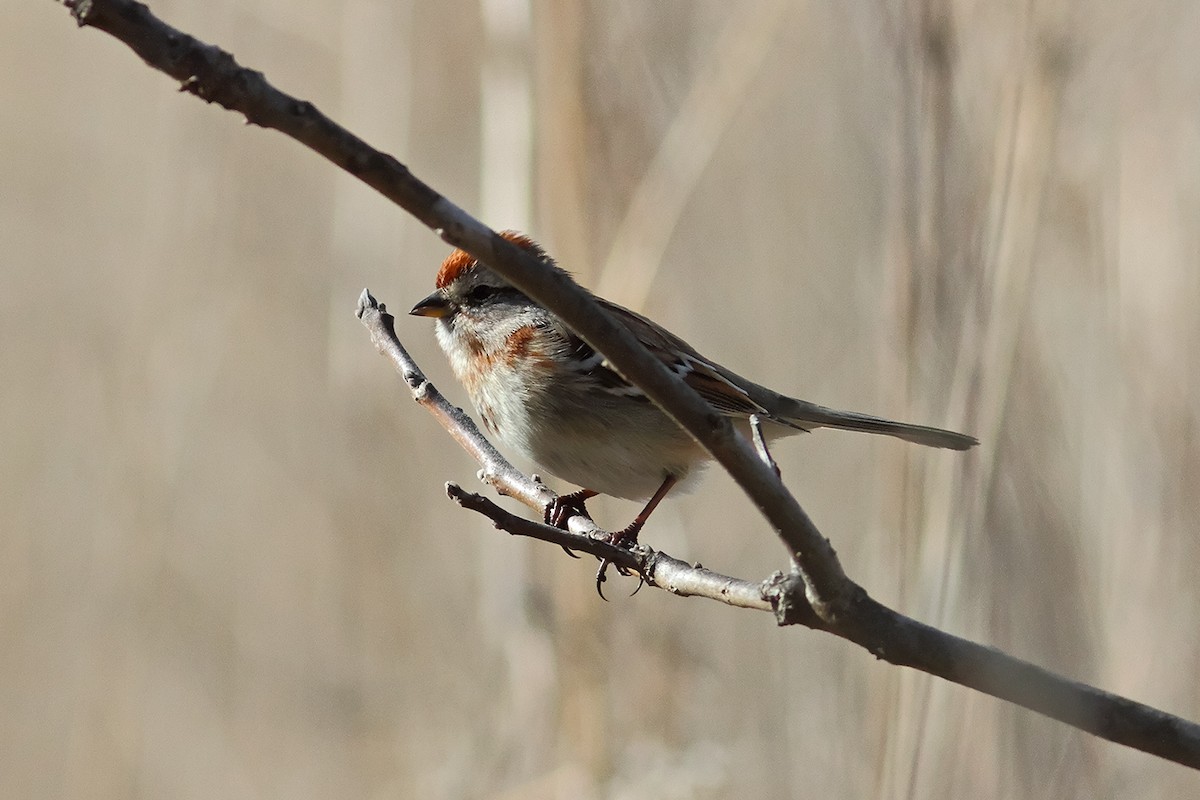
[5,0,1200,797]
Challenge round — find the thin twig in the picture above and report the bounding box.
[357,290,773,611]
[749,415,781,478]
[355,290,563,520]
[357,288,1200,767]
[446,484,772,611]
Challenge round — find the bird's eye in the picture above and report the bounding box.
[466,285,496,303]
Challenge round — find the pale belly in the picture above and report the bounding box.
[471,371,705,500]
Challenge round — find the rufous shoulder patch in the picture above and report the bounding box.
[504,323,538,358]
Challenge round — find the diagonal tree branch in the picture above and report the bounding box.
[356,291,1200,769]
[61,0,1200,770]
[58,0,850,618]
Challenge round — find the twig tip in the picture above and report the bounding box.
[445,482,466,503]
[357,287,374,312]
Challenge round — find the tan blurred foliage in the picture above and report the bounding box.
[4,0,1199,797]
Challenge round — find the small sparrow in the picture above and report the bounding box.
[411,231,976,544]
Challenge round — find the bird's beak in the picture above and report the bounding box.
[409,292,453,318]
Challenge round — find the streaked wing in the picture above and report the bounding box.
[580,297,974,450]
[588,298,772,418]
[563,330,647,399]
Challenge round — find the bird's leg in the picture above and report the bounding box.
[610,475,678,548]
[596,475,678,597]
[545,488,599,558]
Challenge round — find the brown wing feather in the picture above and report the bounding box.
[591,298,975,449]
[594,299,774,418]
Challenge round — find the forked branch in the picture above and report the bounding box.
[356,289,774,612]
[63,0,1200,770]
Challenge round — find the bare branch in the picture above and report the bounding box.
[355,290,559,517]
[444,484,632,567]
[357,290,772,613]
[445,484,772,612]
[359,287,1200,767]
[62,0,1200,770]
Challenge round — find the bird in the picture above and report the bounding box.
[410,231,976,547]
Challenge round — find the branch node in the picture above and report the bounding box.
[762,570,815,627]
[479,469,507,494]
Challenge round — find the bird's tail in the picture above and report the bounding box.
[779,398,977,451]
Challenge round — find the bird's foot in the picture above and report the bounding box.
[545,488,598,528]
[545,489,599,558]
[595,518,647,599]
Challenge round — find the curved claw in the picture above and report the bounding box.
[594,558,643,598]
[595,558,611,600]
[594,530,645,598]
[560,545,582,559]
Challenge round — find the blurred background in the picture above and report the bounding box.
[6,0,1200,797]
